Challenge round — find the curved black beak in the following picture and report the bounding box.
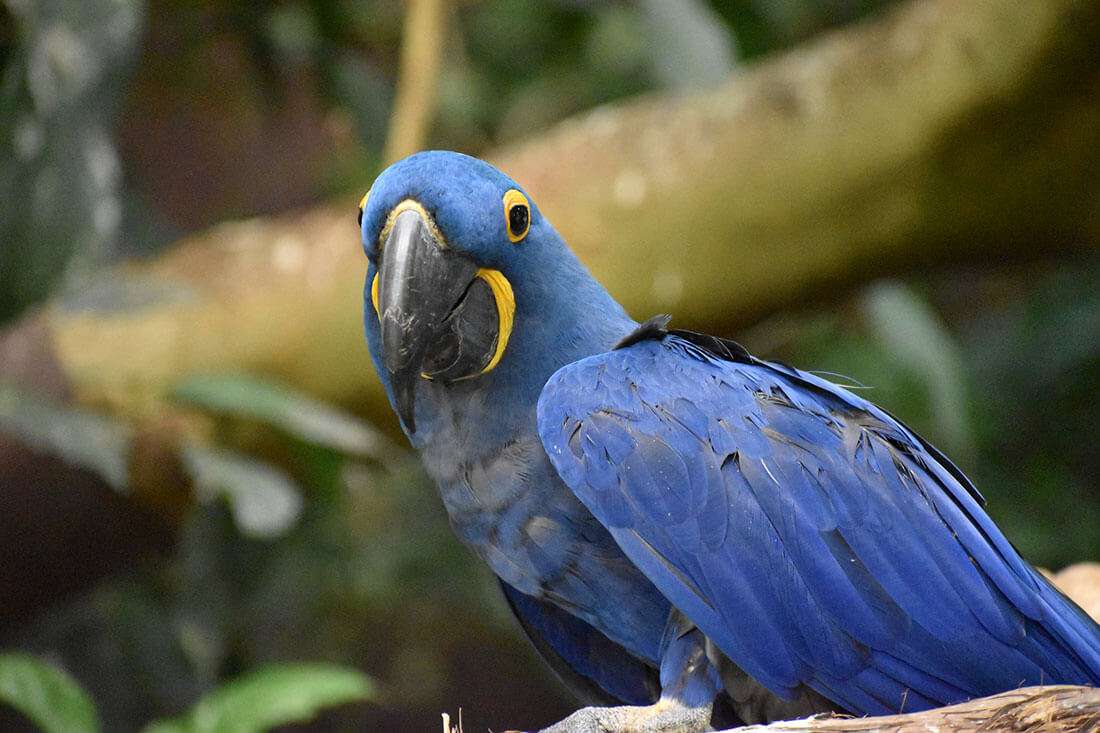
[376,207,479,433]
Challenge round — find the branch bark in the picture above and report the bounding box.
[729,685,1100,732]
[8,0,1092,431]
[492,0,1100,327]
[0,0,1092,537]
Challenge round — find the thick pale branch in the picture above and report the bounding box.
[14,0,1100,428]
[730,685,1100,732]
[491,0,1100,326]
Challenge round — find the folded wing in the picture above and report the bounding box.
[536,327,1100,715]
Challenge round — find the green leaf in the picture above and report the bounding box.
[861,280,974,457]
[181,443,303,538]
[0,652,99,733]
[171,374,400,463]
[141,663,373,733]
[638,0,737,88]
[0,383,129,491]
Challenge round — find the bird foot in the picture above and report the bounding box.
[533,697,714,733]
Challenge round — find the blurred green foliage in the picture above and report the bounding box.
[142,663,374,733]
[0,652,98,733]
[0,651,374,732]
[0,0,141,321]
[1,0,1098,731]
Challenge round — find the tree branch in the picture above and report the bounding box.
[11,0,1091,430]
[728,685,1100,732]
[382,0,447,166]
[490,0,1100,326]
[0,0,1092,522]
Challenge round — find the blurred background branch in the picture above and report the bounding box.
[0,0,1097,730]
[12,0,1099,421]
[382,0,446,165]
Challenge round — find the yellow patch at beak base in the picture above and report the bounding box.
[471,268,515,376]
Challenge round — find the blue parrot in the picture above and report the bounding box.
[358,151,1100,731]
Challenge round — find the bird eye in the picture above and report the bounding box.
[503,189,530,242]
[357,189,370,227]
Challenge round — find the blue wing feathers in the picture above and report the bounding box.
[536,331,1100,713]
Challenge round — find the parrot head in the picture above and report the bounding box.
[358,150,629,435]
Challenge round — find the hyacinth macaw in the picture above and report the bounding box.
[358,151,1100,731]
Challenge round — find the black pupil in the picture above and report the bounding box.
[509,204,529,236]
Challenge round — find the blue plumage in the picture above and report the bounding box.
[360,151,1100,727]
[538,327,1100,715]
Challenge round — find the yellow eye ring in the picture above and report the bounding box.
[357,189,370,226]
[503,189,530,242]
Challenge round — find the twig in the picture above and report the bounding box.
[383,0,447,166]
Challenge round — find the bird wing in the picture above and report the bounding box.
[536,324,1100,715]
